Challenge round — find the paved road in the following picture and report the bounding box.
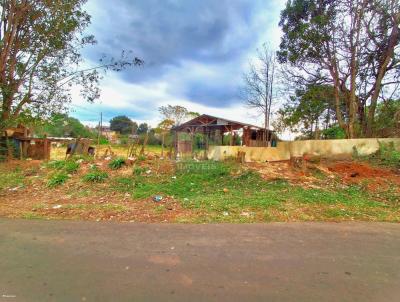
[0,220,399,302]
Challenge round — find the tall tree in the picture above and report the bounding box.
[278,0,400,138]
[242,44,277,141]
[273,85,342,139]
[159,105,190,126]
[137,122,149,134]
[0,0,142,132]
[109,115,137,134]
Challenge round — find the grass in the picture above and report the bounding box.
[108,157,126,170]
[82,167,108,182]
[47,172,69,187]
[0,167,25,191]
[46,159,80,174]
[355,142,400,168]
[1,152,399,222]
[128,160,399,222]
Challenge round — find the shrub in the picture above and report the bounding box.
[378,142,400,167]
[83,168,108,182]
[47,172,69,187]
[108,157,126,170]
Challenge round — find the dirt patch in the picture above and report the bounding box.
[328,162,393,178]
[247,159,400,192]
[327,161,400,191]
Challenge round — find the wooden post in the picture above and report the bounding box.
[5,131,12,160]
[43,136,49,161]
[19,141,23,160]
[230,126,233,146]
[172,130,177,159]
[203,127,208,159]
[161,133,165,158]
[190,128,195,158]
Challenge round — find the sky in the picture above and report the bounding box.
[71,0,287,131]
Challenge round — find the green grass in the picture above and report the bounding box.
[21,212,45,220]
[82,167,108,182]
[46,159,80,174]
[126,160,398,222]
[0,167,25,191]
[108,157,126,170]
[47,172,69,187]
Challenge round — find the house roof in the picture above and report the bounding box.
[172,114,271,132]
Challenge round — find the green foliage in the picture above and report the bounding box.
[47,172,69,187]
[376,142,400,168]
[38,114,95,138]
[374,99,400,135]
[137,123,149,134]
[83,167,108,182]
[108,157,126,170]
[322,125,346,139]
[110,116,137,134]
[0,1,142,133]
[356,142,400,168]
[273,85,342,138]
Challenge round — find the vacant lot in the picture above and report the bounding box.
[0,146,399,222]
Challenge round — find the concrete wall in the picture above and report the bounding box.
[208,138,400,162]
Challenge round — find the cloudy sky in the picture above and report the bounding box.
[71,0,286,129]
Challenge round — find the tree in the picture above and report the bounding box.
[159,105,191,126]
[0,1,142,133]
[273,85,341,139]
[137,123,149,134]
[374,99,400,136]
[156,119,174,157]
[242,44,277,141]
[38,114,93,138]
[278,0,400,138]
[109,115,137,134]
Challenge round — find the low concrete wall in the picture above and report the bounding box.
[208,138,400,162]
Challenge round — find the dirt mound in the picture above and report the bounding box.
[328,162,392,178]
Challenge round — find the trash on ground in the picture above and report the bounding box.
[52,205,62,209]
[153,195,163,202]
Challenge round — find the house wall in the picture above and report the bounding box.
[208,138,400,162]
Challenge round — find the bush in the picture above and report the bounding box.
[108,157,126,170]
[47,172,69,187]
[322,125,346,139]
[83,167,108,182]
[377,142,400,167]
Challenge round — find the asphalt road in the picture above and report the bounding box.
[0,219,399,302]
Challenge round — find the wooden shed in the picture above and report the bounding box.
[172,114,276,158]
